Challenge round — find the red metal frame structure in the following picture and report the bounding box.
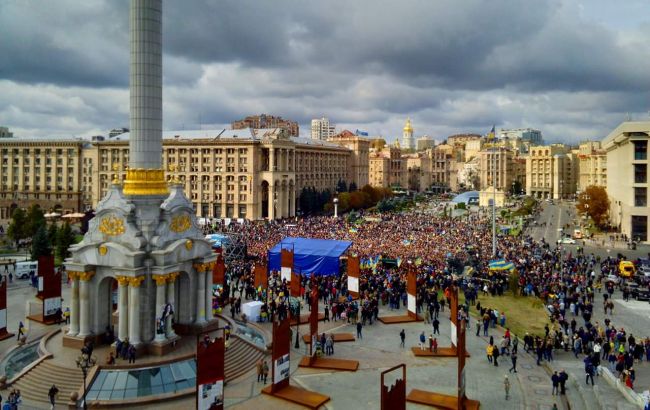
[381,364,406,410]
[406,269,418,319]
[269,318,291,393]
[254,263,267,290]
[308,278,319,363]
[0,274,12,340]
[196,329,225,410]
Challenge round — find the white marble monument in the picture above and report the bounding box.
[63,0,217,354]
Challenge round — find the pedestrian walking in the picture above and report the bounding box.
[551,371,560,395]
[399,329,405,348]
[356,322,363,339]
[559,369,568,395]
[48,384,59,409]
[419,332,426,350]
[127,344,136,364]
[493,345,500,366]
[256,358,263,382]
[475,321,481,337]
[503,375,510,400]
[432,318,440,335]
[17,321,25,341]
[509,351,517,373]
[262,360,269,384]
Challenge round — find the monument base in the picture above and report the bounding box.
[26,313,60,326]
[62,333,96,349]
[407,389,480,409]
[261,384,330,409]
[149,334,181,356]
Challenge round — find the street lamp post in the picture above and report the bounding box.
[333,196,339,218]
[76,351,97,410]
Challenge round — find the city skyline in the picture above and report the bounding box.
[1,0,649,143]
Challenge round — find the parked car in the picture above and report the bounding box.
[557,237,576,245]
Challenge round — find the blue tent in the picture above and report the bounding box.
[268,237,352,276]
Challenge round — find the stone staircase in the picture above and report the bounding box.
[8,336,265,406]
[225,337,267,382]
[11,359,84,406]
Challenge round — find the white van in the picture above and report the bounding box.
[15,261,38,279]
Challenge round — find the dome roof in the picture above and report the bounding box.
[403,118,413,133]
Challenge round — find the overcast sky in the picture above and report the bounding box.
[1,0,649,144]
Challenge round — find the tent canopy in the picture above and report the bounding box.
[268,237,352,276]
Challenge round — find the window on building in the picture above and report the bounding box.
[238,205,246,217]
[635,187,647,207]
[635,164,647,183]
[631,215,648,242]
[634,141,648,161]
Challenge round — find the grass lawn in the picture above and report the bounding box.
[460,291,551,339]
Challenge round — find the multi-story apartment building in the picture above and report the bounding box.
[232,114,299,137]
[0,139,85,219]
[603,121,650,242]
[0,128,366,221]
[500,128,543,145]
[416,136,436,151]
[525,144,578,200]
[310,117,336,140]
[428,145,456,191]
[328,130,370,188]
[478,148,515,192]
[577,141,607,192]
[369,145,405,188]
[405,153,431,192]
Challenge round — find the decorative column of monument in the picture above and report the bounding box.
[166,272,178,337]
[152,274,168,341]
[194,263,207,324]
[128,276,145,344]
[78,271,95,337]
[347,256,360,299]
[67,271,80,336]
[0,273,12,340]
[205,262,214,321]
[116,275,129,342]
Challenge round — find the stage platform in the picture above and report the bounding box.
[26,313,59,325]
[407,389,480,410]
[291,312,325,325]
[378,314,422,324]
[298,356,359,371]
[410,347,470,358]
[261,384,330,409]
[302,333,355,344]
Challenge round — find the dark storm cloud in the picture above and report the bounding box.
[1,0,650,143]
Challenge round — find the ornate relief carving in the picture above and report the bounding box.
[116,275,130,286]
[78,271,96,281]
[152,274,168,286]
[167,271,180,283]
[98,245,108,255]
[98,215,125,236]
[127,276,145,287]
[185,239,193,250]
[169,214,191,233]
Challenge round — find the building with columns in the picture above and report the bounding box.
[63,0,217,354]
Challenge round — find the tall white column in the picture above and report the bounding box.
[269,186,276,219]
[67,272,80,336]
[205,265,213,321]
[78,271,94,337]
[194,265,206,324]
[166,272,177,337]
[117,276,129,342]
[128,276,144,344]
[153,274,167,341]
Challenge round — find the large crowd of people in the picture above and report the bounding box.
[209,199,648,392]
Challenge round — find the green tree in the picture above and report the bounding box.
[56,222,75,260]
[25,205,46,238]
[348,182,358,193]
[48,224,59,245]
[7,208,28,246]
[336,180,348,193]
[31,225,51,261]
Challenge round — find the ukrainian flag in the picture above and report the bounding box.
[487,125,495,140]
[488,259,514,271]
